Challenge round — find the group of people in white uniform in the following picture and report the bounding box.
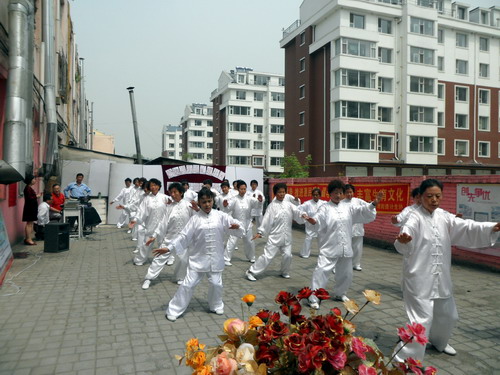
[110,176,499,363]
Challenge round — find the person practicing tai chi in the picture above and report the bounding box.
[391,187,421,227]
[247,180,265,227]
[307,180,382,309]
[223,180,263,266]
[393,178,500,362]
[141,182,197,289]
[245,183,309,282]
[110,178,133,229]
[152,187,243,322]
[298,188,325,259]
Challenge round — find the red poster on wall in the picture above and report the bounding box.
[8,183,17,207]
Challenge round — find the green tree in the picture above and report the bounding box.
[280,153,312,178]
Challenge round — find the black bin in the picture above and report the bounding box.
[44,223,70,253]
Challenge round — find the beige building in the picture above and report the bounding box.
[92,130,115,154]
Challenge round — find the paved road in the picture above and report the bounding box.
[1,226,499,375]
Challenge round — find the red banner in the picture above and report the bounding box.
[283,183,410,214]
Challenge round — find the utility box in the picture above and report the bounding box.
[44,223,70,253]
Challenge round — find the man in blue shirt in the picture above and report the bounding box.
[64,173,91,199]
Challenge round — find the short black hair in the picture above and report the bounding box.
[250,180,258,185]
[168,182,184,196]
[181,179,189,186]
[133,177,140,183]
[149,178,162,188]
[43,193,53,202]
[143,181,151,191]
[76,173,84,178]
[419,179,443,195]
[411,187,420,198]
[139,177,148,186]
[237,180,247,189]
[52,183,60,189]
[125,178,132,183]
[203,179,213,186]
[327,180,345,195]
[273,182,287,195]
[198,186,214,200]
[24,174,35,184]
[345,184,355,192]
[221,181,230,188]
[312,188,321,196]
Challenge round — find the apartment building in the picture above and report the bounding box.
[210,67,286,174]
[179,103,213,164]
[280,0,500,177]
[161,125,183,160]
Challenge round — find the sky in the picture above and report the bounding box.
[70,0,499,159]
[70,0,302,158]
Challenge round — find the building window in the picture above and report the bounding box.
[254,92,264,101]
[168,143,175,148]
[270,108,285,117]
[378,77,393,93]
[271,92,285,101]
[236,90,246,100]
[254,141,263,150]
[207,143,213,148]
[410,76,434,94]
[334,101,376,119]
[480,10,489,25]
[437,84,444,99]
[237,74,245,84]
[168,134,174,139]
[299,58,305,72]
[253,125,263,133]
[207,131,213,137]
[437,112,444,128]
[437,56,444,71]
[455,114,468,129]
[189,130,205,137]
[410,46,434,65]
[438,28,444,43]
[378,47,393,63]
[270,124,284,133]
[299,85,305,99]
[300,31,305,45]
[377,135,393,152]
[478,89,489,104]
[254,75,269,86]
[410,17,434,36]
[417,0,433,7]
[335,69,376,88]
[229,106,250,115]
[334,132,376,150]
[478,142,490,157]
[479,37,489,52]
[437,139,445,155]
[229,139,250,149]
[455,140,469,156]
[207,120,213,127]
[409,136,434,152]
[194,120,202,126]
[456,60,468,75]
[299,111,305,126]
[299,138,305,152]
[270,157,282,166]
[378,107,393,122]
[409,106,434,123]
[456,33,468,48]
[350,13,365,29]
[455,86,468,102]
[378,18,392,34]
[478,116,490,131]
[189,141,205,148]
[279,77,285,86]
[228,122,250,132]
[270,141,284,150]
[252,156,263,167]
[254,109,263,117]
[229,156,250,165]
[335,38,376,58]
[457,6,467,20]
[479,63,489,78]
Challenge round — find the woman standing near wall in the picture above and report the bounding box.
[22,175,41,245]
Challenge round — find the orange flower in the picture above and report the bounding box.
[193,364,212,375]
[242,294,256,306]
[186,338,201,351]
[343,300,360,315]
[190,351,206,369]
[248,315,265,329]
[362,290,381,305]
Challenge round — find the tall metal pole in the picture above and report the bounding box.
[126,87,142,164]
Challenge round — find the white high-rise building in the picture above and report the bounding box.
[180,103,213,165]
[161,125,183,160]
[210,67,286,174]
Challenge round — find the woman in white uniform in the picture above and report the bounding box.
[298,188,325,258]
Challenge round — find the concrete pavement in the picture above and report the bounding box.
[1,225,499,375]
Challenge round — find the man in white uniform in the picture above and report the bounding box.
[394,178,500,362]
[247,180,265,227]
[153,187,243,321]
[110,178,133,228]
[298,188,325,258]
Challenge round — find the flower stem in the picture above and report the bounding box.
[387,337,413,364]
[349,301,369,322]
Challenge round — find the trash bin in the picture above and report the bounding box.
[44,223,70,253]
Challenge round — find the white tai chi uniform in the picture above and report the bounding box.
[308,201,376,304]
[248,200,305,278]
[393,206,499,362]
[343,197,369,269]
[298,198,326,258]
[247,188,265,227]
[112,185,133,228]
[124,186,143,240]
[144,199,195,283]
[393,203,420,227]
[132,192,171,265]
[224,194,263,263]
[165,210,243,319]
[183,188,198,203]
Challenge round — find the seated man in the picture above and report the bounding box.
[50,183,65,221]
[36,193,53,240]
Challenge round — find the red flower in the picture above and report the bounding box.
[298,320,316,335]
[269,312,281,322]
[351,337,369,360]
[324,314,344,336]
[255,344,279,367]
[397,326,413,343]
[275,291,293,305]
[308,330,331,348]
[424,366,438,375]
[280,301,302,317]
[258,326,274,343]
[291,314,307,325]
[407,323,428,345]
[325,347,347,370]
[297,351,313,373]
[406,357,424,375]
[269,320,289,338]
[309,345,328,369]
[297,287,313,300]
[358,364,377,375]
[283,333,305,354]
[256,309,271,323]
[313,288,330,300]
[331,307,342,316]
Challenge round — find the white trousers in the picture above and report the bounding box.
[393,294,458,362]
[166,268,224,318]
[116,210,130,228]
[253,215,262,227]
[224,228,255,262]
[300,229,318,258]
[308,255,353,303]
[133,224,145,252]
[352,236,363,268]
[133,232,161,265]
[249,242,292,276]
[145,250,188,282]
[130,212,138,240]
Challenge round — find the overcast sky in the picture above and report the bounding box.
[70,0,498,159]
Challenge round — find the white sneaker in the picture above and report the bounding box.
[132,238,137,241]
[117,225,122,229]
[134,262,144,266]
[249,258,255,263]
[166,314,177,322]
[333,295,350,302]
[353,265,362,271]
[127,230,132,234]
[213,308,224,315]
[442,344,457,356]
[142,280,151,290]
[245,270,257,282]
[332,268,336,274]
[132,249,139,254]
[176,280,183,285]
[309,302,319,310]
[299,255,309,259]
[225,261,232,266]
[281,274,290,279]
[166,259,175,266]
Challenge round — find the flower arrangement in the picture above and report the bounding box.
[177,288,437,375]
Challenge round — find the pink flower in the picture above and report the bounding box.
[212,352,237,375]
[325,347,347,370]
[425,366,438,375]
[406,357,424,375]
[407,323,429,345]
[358,364,377,375]
[397,326,413,343]
[351,337,369,360]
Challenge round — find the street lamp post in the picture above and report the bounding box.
[126,87,142,164]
